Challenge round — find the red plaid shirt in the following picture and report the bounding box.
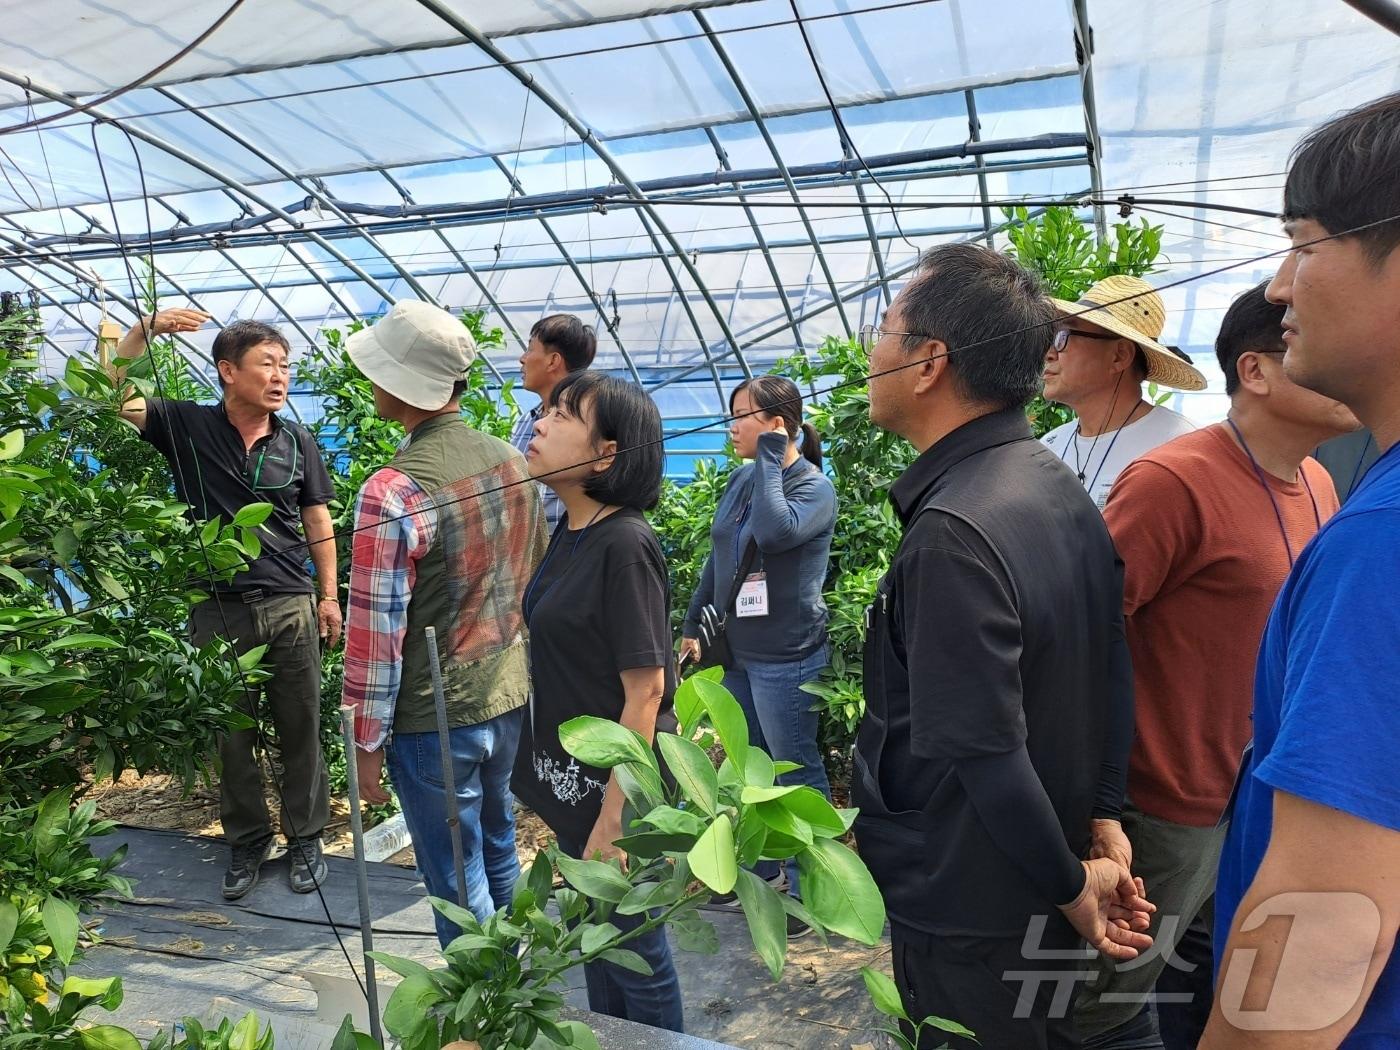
[342,467,435,751]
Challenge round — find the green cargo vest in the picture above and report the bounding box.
[388,414,546,735]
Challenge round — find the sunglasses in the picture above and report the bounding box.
[1049,327,1123,353]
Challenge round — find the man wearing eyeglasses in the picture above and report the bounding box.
[854,244,1152,1048]
[1040,276,1206,509]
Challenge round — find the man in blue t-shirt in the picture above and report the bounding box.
[1204,91,1400,1048]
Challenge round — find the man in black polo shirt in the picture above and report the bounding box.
[112,313,339,901]
[854,243,1151,1048]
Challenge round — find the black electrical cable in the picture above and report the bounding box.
[784,0,920,255]
[0,0,248,135]
[87,119,369,1000]
[9,203,1399,641]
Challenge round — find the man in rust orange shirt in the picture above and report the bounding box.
[1076,282,1358,1049]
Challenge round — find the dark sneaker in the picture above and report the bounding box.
[786,912,814,940]
[288,837,327,894]
[712,869,786,908]
[222,835,277,901]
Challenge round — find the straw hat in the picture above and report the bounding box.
[1050,275,1206,392]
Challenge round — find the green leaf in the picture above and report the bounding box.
[0,900,15,953]
[92,569,129,601]
[555,854,631,903]
[556,1019,601,1049]
[672,670,714,738]
[580,921,621,955]
[232,503,274,528]
[328,1014,376,1050]
[687,813,737,894]
[33,787,72,856]
[734,868,788,980]
[43,895,80,964]
[777,785,848,837]
[797,838,887,944]
[41,633,122,652]
[237,643,268,672]
[0,429,24,461]
[61,975,123,1010]
[426,897,481,937]
[743,746,776,788]
[559,716,656,772]
[861,966,908,1021]
[616,878,684,917]
[740,785,802,804]
[382,972,443,1037]
[656,732,718,816]
[52,526,78,565]
[78,1026,143,1050]
[771,760,802,776]
[669,911,720,954]
[755,800,813,846]
[692,677,748,774]
[365,950,437,983]
[595,947,654,975]
[638,805,706,837]
[923,1014,979,1039]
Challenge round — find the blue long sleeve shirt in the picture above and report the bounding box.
[683,431,836,663]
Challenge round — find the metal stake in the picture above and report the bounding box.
[339,706,383,1047]
[424,625,469,911]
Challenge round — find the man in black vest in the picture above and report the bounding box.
[113,312,339,901]
[855,243,1151,1048]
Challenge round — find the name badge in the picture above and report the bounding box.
[735,573,770,618]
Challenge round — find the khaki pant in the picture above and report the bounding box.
[1074,805,1227,1039]
[191,592,330,848]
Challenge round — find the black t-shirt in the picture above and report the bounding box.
[854,408,1130,937]
[142,399,335,594]
[513,508,677,838]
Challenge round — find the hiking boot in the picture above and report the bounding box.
[288,836,327,894]
[222,835,277,901]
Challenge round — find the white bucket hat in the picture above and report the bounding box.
[346,301,478,410]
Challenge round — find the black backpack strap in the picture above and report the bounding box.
[721,538,760,615]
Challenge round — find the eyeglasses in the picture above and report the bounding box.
[1048,327,1123,355]
[859,323,929,352]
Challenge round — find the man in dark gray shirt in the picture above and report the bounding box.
[855,243,1152,1048]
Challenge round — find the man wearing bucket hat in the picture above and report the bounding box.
[1041,275,1207,509]
[340,301,546,944]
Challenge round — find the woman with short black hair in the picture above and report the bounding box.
[680,375,836,931]
[511,370,683,1033]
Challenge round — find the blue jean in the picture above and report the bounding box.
[723,646,831,897]
[386,707,523,947]
[557,831,684,1033]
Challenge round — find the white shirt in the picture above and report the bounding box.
[1041,404,1196,510]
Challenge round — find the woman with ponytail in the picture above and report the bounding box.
[680,375,837,932]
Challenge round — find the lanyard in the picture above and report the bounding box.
[732,493,752,567]
[1345,432,1374,500]
[1225,417,1321,568]
[523,503,607,619]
